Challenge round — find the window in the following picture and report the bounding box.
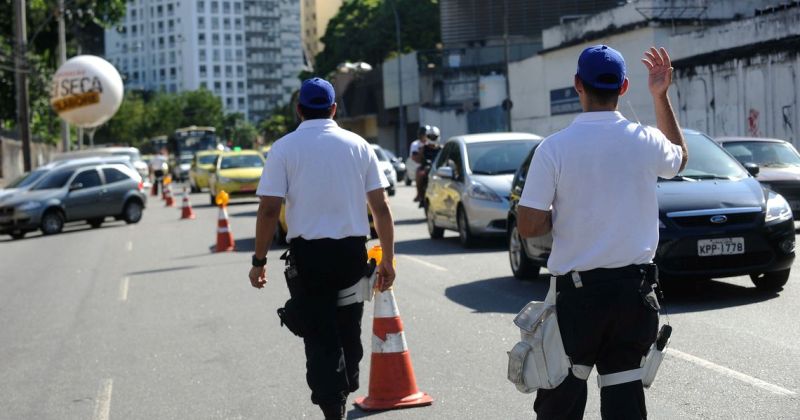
[167,3,174,14]
[211,1,218,12]
[200,81,207,89]
[223,18,230,30]
[225,49,232,60]
[224,34,231,45]
[103,168,130,184]
[238,97,245,107]
[212,49,220,61]
[213,65,220,77]
[33,170,75,190]
[236,65,243,76]
[212,17,219,29]
[199,65,207,76]
[199,50,206,61]
[212,34,219,45]
[225,65,232,76]
[72,169,102,189]
[157,5,163,15]
[223,1,230,13]
[168,19,174,31]
[198,17,205,28]
[235,34,242,45]
[225,81,232,91]
[160,68,166,77]
[214,81,221,92]
[198,33,205,44]
[197,0,205,12]
[233,2,241,13]
[236,81,244,91]
[235,49,243,60]
[170,67,176,77]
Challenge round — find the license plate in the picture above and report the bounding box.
[697,238,745,256]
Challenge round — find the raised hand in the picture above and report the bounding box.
[641,47,673,97]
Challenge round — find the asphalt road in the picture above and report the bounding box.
[1,184,798,419]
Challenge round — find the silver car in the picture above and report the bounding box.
[0,162,147,239]
[424,132,542,247]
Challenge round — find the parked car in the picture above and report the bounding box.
[425,132,542,247]
[716,136,800,219]
[383,149,407,184]
[189,150,221,192]
[208,150,265,205]
[370,144,397,196]
[171,153,194,182]
[0,162,147,239]
[508,129,795,291]
[0,156,138,200]
[54,147,149,181]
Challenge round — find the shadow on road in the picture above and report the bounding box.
[395,237,506,256]
[229,210,258,218]
[659,278,781,314]
[445,274,783,315]
[127,265,199,276]
[206,236,287,253]
[394,217,426,226]
[444,275,549,314]
[346,407,386,419]
[0,220,127,243]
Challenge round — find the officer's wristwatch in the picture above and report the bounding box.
[252,254,267,267]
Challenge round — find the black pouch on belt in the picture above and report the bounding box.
[639,264,661,311]
[277,249,305,337]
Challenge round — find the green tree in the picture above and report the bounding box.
[259,104,298,143]
[313,0,440,77]
[94,91,147,146]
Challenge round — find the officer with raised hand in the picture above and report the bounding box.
[517,46,687,419]
[248,77,396,420]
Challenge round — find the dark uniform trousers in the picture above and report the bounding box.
[287,236,368,407]
[534,267,659,420]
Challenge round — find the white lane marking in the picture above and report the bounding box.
[668,348,796,396]
[400,255,447,271]
[119,277,129,302]
[126,241,133,252]
[92,378,113,420]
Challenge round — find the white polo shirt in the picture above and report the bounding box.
[409,139,422,156]
[256,119,388,241]
[519,111,683,275]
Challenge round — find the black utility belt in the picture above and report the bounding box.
[554,264,657,290]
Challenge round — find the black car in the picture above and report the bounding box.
[507,129,795,291]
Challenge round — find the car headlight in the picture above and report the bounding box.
[468,180,502,202]
[16,201,41,211]
[765,191,793,223]
[217,176,232,184]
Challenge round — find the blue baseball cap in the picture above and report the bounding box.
[577,45,626,90]
[299,77,335,109]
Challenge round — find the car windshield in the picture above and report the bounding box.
[198,154,218,164]
[32,170,75,190]
[664,133,747,181]
[722,141,800,168]
[467,140,537,175]
[220,155,264,169]
[373,147,389,162]
[6,169,48,188]
[179,156,193,164]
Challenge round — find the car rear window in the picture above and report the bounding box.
[220,154,264,169]
[199,154,218,164]
[103,167,131,184]
[33,170,75,190]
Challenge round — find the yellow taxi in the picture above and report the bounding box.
[189,150,221,192]
[208,150,265,205]
[261,145,271,160]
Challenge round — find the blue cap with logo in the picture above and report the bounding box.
[299,77,335,109]
[577,45,626,90]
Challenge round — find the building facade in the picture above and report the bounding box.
[301,0,343,68]
[105,0,303,122]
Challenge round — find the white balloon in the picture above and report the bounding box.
[50,55,124,129]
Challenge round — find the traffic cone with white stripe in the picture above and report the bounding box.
[180,187,196,219]
[215,192,234,252]
[354,289,433,411]
[164,183,175,207]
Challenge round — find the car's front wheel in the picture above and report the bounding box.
[41,209,65,235]
[9,231,26,240]
[750,269,790,291]
[457,207,476,248]
[509,224,541,280]
[426,203,444,239]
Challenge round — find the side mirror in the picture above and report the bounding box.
[436,166,454,179]
[69,182,84,191]
[744,162,760,176]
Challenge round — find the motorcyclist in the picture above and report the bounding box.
[413,125,442,208]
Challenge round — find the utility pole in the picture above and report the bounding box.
[57,0,70,152]
[503,0,513,131]
[14,0,32,172]
[390,0,406,156]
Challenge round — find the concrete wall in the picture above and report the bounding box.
[418,107,468,145]
[0,137,58,186]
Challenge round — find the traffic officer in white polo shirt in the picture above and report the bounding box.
[517,46,688,419]
[248,77,396,420]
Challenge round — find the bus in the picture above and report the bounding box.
[168,126,220,156]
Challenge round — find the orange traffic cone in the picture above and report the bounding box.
[164,183,175,207]
[354,289,433,411]
[215,205,235,252]
[180,187,196,220]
